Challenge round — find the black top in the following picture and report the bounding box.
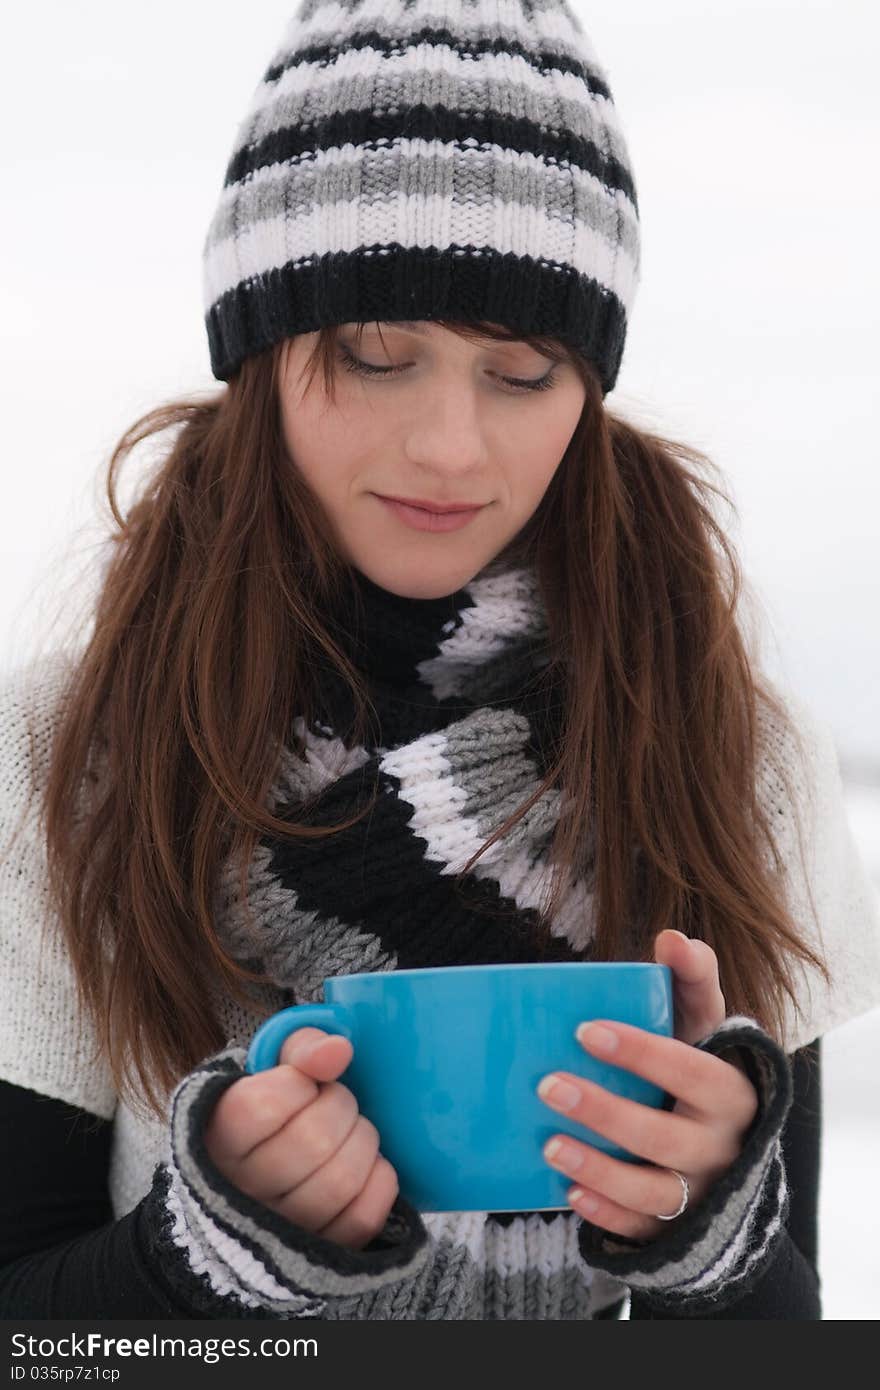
[0,1039,821,1319]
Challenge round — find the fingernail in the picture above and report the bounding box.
[537,1075,581,1111]
[576,1023,618,1054]
[569,1187,599,1214]
[544,1138,583,1171]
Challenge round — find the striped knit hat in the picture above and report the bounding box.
[201,0,641,397]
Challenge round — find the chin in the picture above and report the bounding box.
[356,556,487,601]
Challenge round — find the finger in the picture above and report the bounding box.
[575,1020,756,1122]
[205,1065,320,1164]
[230,1081,361,1201]
[543,1132,695,1220]
[271,1114,381,1231]
[279,1027,354,1083]
[316,1156,400,1250]
[537,1070,706,1170]
[654,930,726,1043]
[566,1183,665,1242]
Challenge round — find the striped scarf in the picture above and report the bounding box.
[152,559,796,1318]
[215,560,598,1033]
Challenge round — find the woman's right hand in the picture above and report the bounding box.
[203,1027,400,1251]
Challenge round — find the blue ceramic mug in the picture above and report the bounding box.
[245,961,673,1213]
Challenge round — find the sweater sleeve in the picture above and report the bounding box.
[0,652,117,1119]
[576,1015,803,1315]
[140,1044,435,1317]
[625,1038,821,1320]
[0,1057,438,1320]
[0,1079,193,1317]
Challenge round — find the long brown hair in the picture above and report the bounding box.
[7,319,828,1119]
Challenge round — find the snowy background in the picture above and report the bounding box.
[1,1,877,1318]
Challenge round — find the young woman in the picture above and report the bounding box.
[2,0,879,1320]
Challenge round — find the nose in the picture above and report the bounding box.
[402,380,491,477]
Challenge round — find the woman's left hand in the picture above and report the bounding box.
[537,929,759,1241]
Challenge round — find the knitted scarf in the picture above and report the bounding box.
[152,558,798,1318]
[214,559,601,1010]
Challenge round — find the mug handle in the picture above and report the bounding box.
[245,1003,355,1074]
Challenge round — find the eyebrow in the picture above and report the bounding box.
[377,321,431,336]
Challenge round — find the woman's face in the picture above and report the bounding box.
[278,320,587,599]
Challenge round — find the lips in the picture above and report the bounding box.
[377,495,484,514]
[374,495,485,533]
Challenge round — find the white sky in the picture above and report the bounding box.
[1,0,878,1318]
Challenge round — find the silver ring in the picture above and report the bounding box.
[654,1168,689,1221]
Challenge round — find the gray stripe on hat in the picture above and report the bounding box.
[205,139,639,267]
[239,48,634,187]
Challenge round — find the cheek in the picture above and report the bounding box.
[281,398,351,486]
[516,422,572,491]
[524,383,583,450]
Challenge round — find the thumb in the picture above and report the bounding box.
[278,1026,353,1083]
[654,929,726,1044]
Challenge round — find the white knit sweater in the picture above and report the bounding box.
[1,649,879,1317]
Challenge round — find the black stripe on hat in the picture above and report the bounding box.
[205,243,627,392]
[224,103,638,213]
[264,24,614,103]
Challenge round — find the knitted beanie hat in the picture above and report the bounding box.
[201,0,641,397]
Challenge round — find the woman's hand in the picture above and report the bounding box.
[204,1027,400,1251]
[536,929,759,1241]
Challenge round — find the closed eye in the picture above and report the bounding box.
[336,345,561,394]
